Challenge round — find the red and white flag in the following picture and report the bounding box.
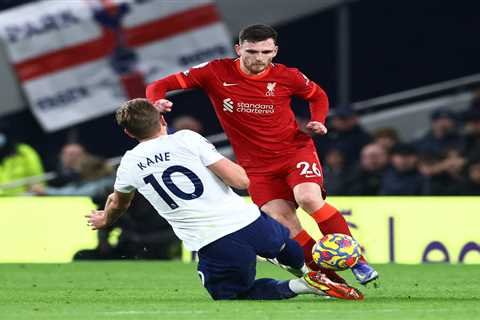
[0,0,232,132]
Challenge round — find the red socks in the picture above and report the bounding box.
[311,203,352,236]
[311,203,367,263]
[293,230,319,271]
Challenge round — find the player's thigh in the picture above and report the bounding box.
[261,198,296,217]
[286,148,327,199]
[248,173,295,207]
[197,232,257,300]
[261,199,303,236]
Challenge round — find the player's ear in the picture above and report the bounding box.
[160,115,167,126]
[234,43,241,56]
[272,45,278,58]
[124,128,135,139]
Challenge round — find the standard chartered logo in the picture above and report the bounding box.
[237,102,275,114]
[223,98,234,112]
[222,98,275,114]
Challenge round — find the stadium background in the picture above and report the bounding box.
[0,0,476,263]
[0,1,479,319]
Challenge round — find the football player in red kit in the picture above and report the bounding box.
[146,24,378,285]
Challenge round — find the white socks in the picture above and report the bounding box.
[288,278,315,294]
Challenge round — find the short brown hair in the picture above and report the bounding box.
[373,127,399,141]
[239,24,278,44]
[115,98,161,139]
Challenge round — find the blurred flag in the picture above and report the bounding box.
[0,0,233,132]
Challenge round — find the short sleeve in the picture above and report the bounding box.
[289,68,317,99]
[178,61,212,89]
[184,131,224,166]
[113,158,136,194]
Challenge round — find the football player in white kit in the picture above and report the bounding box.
[86,98,363,300]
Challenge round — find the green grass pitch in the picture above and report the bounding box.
[0,262,479,320]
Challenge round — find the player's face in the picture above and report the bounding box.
[235,39,278,75]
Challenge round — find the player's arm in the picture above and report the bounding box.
[208,158,250,190]
[146,62,211,112]
[291,69,329,135]
[86,190,135,230]
[145,74,186,109]
[305,85,329,135]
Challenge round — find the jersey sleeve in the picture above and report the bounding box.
[289,68,329,124]
[146,61,213,102]
[183,130,224,166]
[289,68,318,99]
[113,157,136,194]
[176,61,213,89]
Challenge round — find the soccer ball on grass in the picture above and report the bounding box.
[312,233,361,271]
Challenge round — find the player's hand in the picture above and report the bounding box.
[86,210,108,230]
[153,99,173,113]
[306,121,328,135]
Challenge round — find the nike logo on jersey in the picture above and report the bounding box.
[223,82,239,87]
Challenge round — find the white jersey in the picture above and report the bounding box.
[114,130,260,251]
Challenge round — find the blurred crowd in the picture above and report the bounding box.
[312,102,480,196]
[2,103,480,198]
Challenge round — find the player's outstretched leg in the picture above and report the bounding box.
[266,238,309,277]
[239,278,297,300]
[310,202,379,285]
[240,274,363,300]
[265,258,309,278]
[256,213,309,277]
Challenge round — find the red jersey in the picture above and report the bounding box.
[146,58,329,170]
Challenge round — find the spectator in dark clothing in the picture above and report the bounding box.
[315,105,372,166]
[379,144,424,195]
[372,127,400,154]
[415,108,464,156]
[74,193,181,260]
[459,154,480,195]
[461,108,480,161]
[418,148,466,195]
[322,148,350,195]
[48,143,87,187]
[347,143,389,195]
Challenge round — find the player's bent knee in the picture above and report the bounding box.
[295,192,323,210]
[259,238,286,259]
[277,239,304,269]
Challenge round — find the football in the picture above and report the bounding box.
[312,233,362,271]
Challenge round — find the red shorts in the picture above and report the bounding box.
[246,147,326,208]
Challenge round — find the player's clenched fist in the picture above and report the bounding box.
[153,99,173,113]
[306,121,328,135]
